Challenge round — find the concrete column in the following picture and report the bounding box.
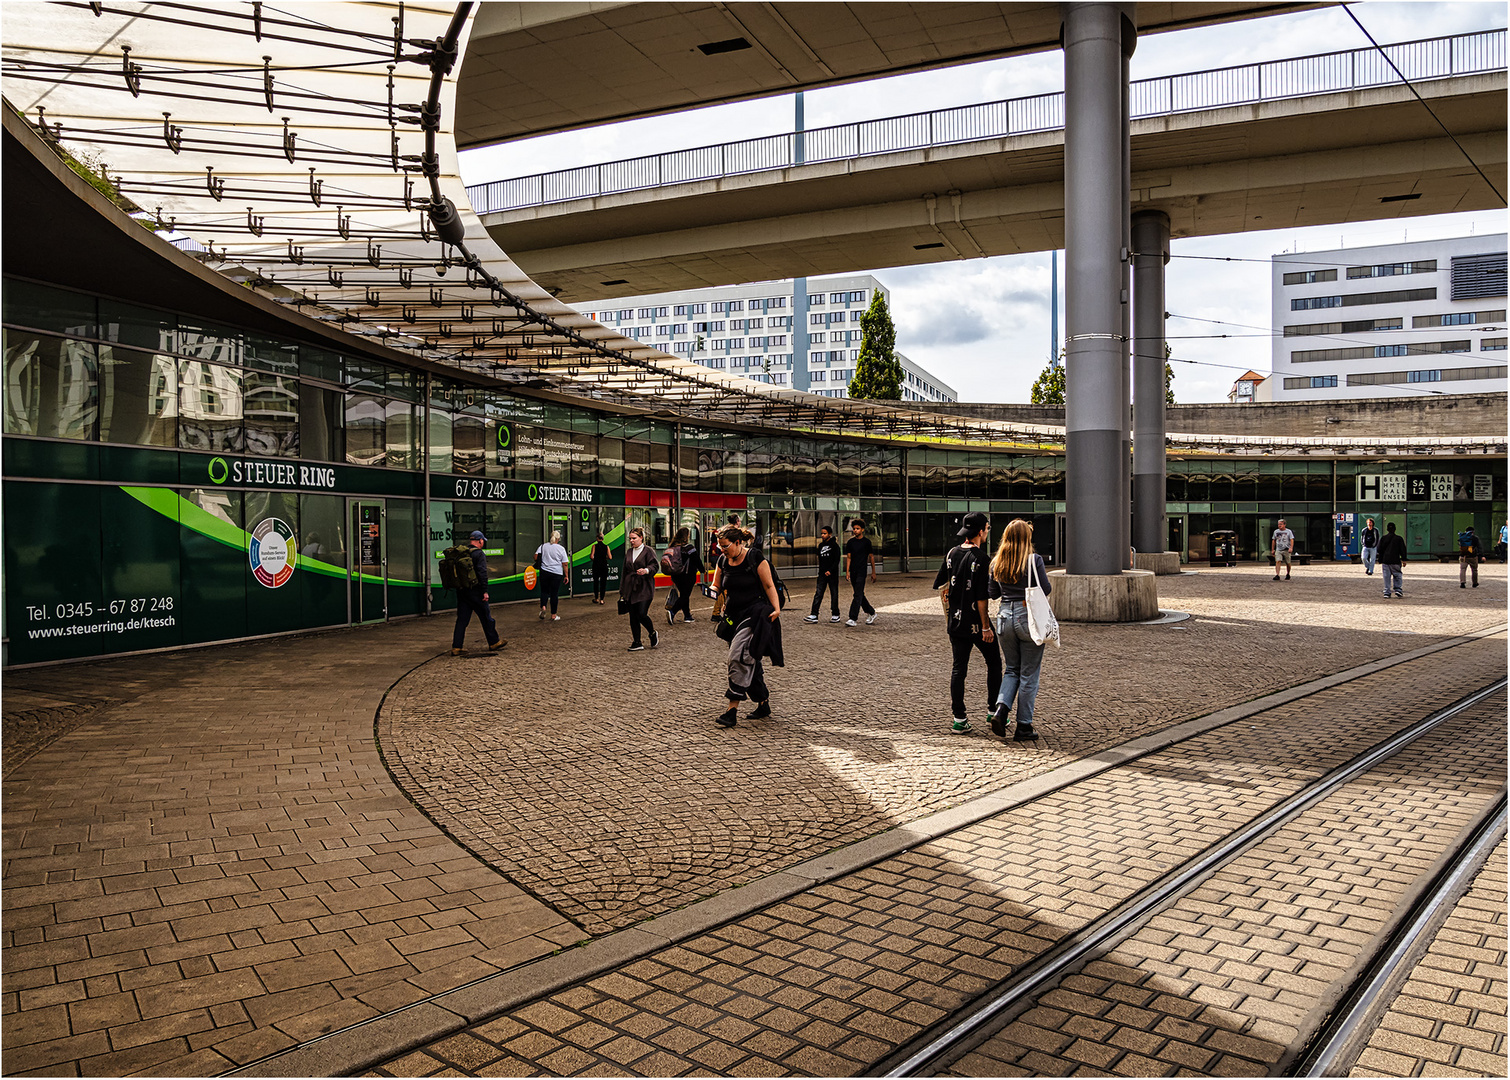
[1132,209,1169,556]
[1062,2,1135,576]
[1119,43,1133,568]
[792,277,811,392]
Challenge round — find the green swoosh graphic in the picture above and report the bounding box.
[121,486,423,587]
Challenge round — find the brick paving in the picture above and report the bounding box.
[364,633,1506,1078]
[1351,839,1509,1079]
[1,560,1502,1076]
[948,691,1506,1078]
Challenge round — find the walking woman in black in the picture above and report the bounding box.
[589,531,610,603]
[620,526,659,651]
[710,525,783,728]
[662,526,704,625]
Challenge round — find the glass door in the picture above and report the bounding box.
[1168,515,1187,563]
[349,499,387,623]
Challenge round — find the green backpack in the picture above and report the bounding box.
[439,545,479,590]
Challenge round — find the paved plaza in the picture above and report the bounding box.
[2,559,1505,1075]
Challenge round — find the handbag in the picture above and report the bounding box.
[532,549,543,571]
[1023,561,1061,648]
[617,596,630,615]
[716,613,737,642]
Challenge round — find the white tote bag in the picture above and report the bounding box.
[1023,563,1061,647]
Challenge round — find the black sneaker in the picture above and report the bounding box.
[666,609,674,625]
[1013,724,1039,742]
[650,631,660,649]
[716,707,738,728]
[989,708,1007,738]
[628,643,645,652]
[749,702,771,720]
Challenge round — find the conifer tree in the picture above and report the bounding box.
[847,291,903,400]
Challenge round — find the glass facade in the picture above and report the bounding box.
[3,277,1505,665]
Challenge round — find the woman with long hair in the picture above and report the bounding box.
[535,530,570,620]
[620,526,659,651]
[662,526,704,625]
[710,524,783,728]
[988,518,1051,742]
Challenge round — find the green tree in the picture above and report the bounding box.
[847,291,902,400]
[1030,356,1065,405]
[1165,360,1176,405]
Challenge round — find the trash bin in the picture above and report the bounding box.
[1209,529,1239,567]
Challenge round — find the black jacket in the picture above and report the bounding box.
[1361,527,1379,548]
[468,545,490,591]
[1376,531,1408,565]
[736,598,785,668]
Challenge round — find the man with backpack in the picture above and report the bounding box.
[447,530,506,656]
[932,512,1000,735]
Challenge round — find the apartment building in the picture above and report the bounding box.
[1271,235,1506,401]
[579,274,956,402]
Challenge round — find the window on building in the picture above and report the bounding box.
[673,305,689,316]
[1292,288,1436,311]
[712,301,727,313]
[747,318,763,330]
[769,297,786,308]
[1346,261,1436,279]
[1282,269,1338,285]
[808,293,824,305]
[1375,344,1407,357]
[829,292,845,304]
[709,321,725,333]
[847,291,866,303]
[691,303,707,315]
[810,313,825,325]
[811,371,825,382]
[1484,338,1507,351]
[729,300,744,312]
[1451,252,1506,301]
[1407,369,1442,383]
[1413,309,1504,327]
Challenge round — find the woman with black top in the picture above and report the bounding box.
[620,527,659,651]
[589,532,610,603]
[662,526,704,625]
[988,518,1051,741]
[710,525,783,728]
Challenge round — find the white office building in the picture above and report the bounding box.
[578,274,957,402]
[1270,235,1506,401]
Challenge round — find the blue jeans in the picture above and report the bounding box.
[1382,564,1403,596]
[995,601,1046,727]
[1362,547,1377,574]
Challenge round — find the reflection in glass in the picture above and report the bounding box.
[3,332,97,439]
[98,345,177,446]
[423,405,449,473]
[388,400,421,470]
[297,493,347,570]
[243,370,298,458]
[453,411,486,475]
[299,383,343,462]
[345,394,386,466]
[597,436,623,487]
[177,360,244,452]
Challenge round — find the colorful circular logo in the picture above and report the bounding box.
[208,457,229,484]
[249,517,295,588]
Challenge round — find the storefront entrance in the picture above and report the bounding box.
[349,499,387,623]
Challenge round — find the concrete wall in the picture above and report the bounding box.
[914,392,1506,438]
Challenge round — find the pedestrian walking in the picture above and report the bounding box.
[989,518,1051,742]
[589,532,610,604]
[1377,521,1407,598]
[1271,518,1296,580]
[844,518,878,626]
[535,530,570,620]
[933,512,1000,735]
[620,526,659,651]
[1496,520,1508,564]
[710,525,783,729]
[1360,518,1379,576]
[805,525,843,623]
[662,527,704,624]
[1458,525,1483,589]
[450,530,507,656]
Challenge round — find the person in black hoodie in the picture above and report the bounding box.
[710,525,783,728]
[805,525,843,623]
[1376,521,1407,598]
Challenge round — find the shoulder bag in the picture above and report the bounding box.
[1023,559,1061,648]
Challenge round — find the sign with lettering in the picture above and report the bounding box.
[432,475,624,506]
[1356,474,1406,502]
[1430,474,1454,501]
[1474,474,1493,501]
[1408,474,1429,500]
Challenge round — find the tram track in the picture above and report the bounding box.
[886,680,1507,1079]
[351,630,1508,1080]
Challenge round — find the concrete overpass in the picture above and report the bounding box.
[471,36,1507,302]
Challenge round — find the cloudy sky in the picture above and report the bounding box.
[460,2,1507,403]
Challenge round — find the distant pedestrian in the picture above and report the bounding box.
[933,512,999,735]
[1458,526,1482,589]
[535,531,570,620]
[662,527,704,624]
[451,530,506,656]
[1271,518,1296,581]
[1497,520,1508,564]
[844,518,878,626]
[1360,518,1379,576]
[589,532,610,604]
[711,525,783,729]
[1377,522,1407,598]
[620,527,659,651]
[990,518,1051,742]
[805,525,843,623]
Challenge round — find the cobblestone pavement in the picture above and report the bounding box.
[366,632,1507,1078]
[1,560,1501,1077]
[1351,839,1508,1079]
[948,692,1507,1078]
[381,561,1506,936]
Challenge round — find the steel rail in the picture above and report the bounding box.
[1294,791,1508,1077]
[876,676,1509,1077]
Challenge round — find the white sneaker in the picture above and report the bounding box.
[803,614,819,623]
[865,613,878,625]
[845,619,857,627]
[551,614,560,621]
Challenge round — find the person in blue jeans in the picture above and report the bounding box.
[988,518,1050,742]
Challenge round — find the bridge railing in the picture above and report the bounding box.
[467,29,1504,215]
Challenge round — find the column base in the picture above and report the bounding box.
[1132,552,1182,576]
[1047,569,1159,622]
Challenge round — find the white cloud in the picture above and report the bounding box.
[460,3,1508,403]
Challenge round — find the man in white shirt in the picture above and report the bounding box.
[1272,519,1296,581]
